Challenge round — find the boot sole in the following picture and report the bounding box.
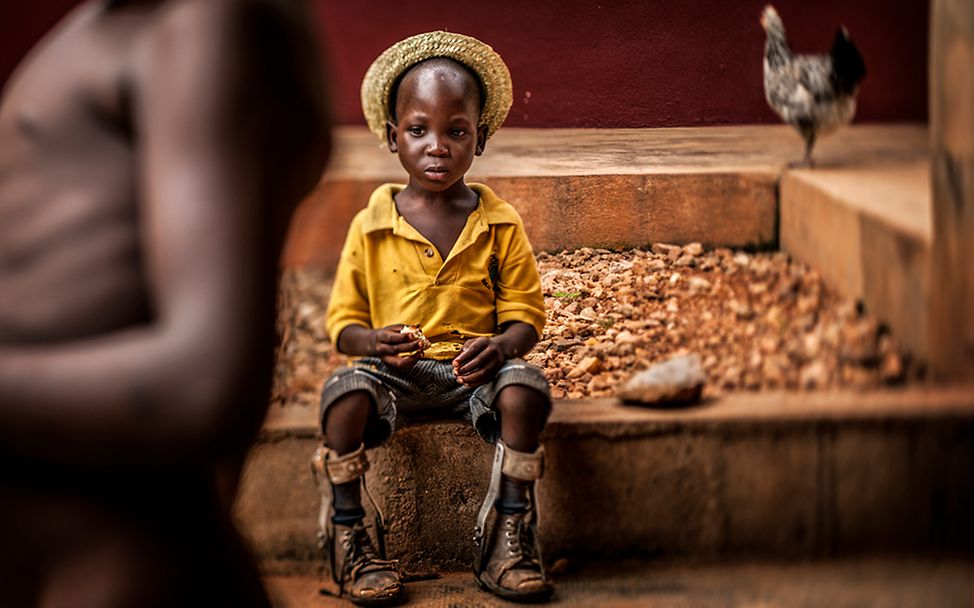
[348,584,405,607]
[475,572,554,603]
[349,592,405,607]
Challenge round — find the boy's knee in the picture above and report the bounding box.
[322,391,374,452]
[496,385,549,422]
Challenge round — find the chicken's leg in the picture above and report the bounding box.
[802,131,816,168]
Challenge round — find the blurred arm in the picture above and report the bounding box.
[0,0,330,469]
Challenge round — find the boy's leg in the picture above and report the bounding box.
[497,385,546,451]
[325,391,371,524]
[496,385,546,514]
[317,390,402,607]
[476,384,554,602]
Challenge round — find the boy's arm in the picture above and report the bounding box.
[453,221,546,387]
[0,2,329,469]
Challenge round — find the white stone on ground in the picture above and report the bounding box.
[617,353,706,405]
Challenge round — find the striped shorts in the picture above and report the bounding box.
[319,357,551,446]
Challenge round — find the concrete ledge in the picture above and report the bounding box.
[781,162,931,357]
[282,125,926,269]
[236,388,974,574]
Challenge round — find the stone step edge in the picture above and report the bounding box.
[240,386,974,574]
[259,387,974,439]
[779,164,933,367]
[285,125,929,269]
[322,125,928,180]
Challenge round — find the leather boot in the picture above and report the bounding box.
[312,444,403,606]
[474,441,553,602]
[477,508,553,602]
[330,519,403,606]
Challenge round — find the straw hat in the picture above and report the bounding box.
[360,31,513,141]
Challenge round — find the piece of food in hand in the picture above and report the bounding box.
[400,324,432,351]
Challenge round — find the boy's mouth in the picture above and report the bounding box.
[425,166,450,180]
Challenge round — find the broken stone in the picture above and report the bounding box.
[688,276,712,293]
[879,351,904,382]
[840,318,880,363]
[568,356,602,378]
[615,330,638,344]
[274,246,919,409]
[799,361,828,390]
[617,354,706,406]
[652,243,680,256]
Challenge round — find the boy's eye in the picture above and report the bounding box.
[450,128,467,137]
[408,126,425,136]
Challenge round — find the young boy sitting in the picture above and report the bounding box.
[312,31,554,605]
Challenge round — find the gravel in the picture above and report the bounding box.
[272,245,923,409]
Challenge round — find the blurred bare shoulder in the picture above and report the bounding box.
[0,0,331,467]
[136,0,331,201]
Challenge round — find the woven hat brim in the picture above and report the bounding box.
[360,31,513,141]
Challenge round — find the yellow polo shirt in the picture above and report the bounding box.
[326,183,546,360]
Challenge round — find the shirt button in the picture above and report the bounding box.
[424,248,434,257]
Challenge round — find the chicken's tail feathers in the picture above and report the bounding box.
[830,27,866,94]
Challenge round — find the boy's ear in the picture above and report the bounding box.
[475,124,488,156]
[386,120,399,152]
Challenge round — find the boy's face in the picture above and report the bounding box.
[386,60,488,193]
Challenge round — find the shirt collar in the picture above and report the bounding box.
[360,183,520,235]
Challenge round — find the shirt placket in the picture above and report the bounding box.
[394,214,442,282]
[437,206,489,285]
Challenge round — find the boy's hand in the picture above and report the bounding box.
[370,324,422,368]
[452,337,506,387]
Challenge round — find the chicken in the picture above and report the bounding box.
[761,5,866,166]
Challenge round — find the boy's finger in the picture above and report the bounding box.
[457,350,494,376]
[457,369,488,387]
[379,331,413,345]
[452,352,468,368]
[375,340,417,356]
[454,338,487,364]
[452,347,473,367]
[392,340,421,353]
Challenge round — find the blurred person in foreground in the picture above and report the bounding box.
[0,0,330,605]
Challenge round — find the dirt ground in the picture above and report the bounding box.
[272,244,923,409]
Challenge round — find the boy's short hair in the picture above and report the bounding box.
[386,57,486,123]
[360,31,513,141]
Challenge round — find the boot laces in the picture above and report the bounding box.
[502,513,538,564]
[339,522,381,575]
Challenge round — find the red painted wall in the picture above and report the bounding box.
[3,1,928,128]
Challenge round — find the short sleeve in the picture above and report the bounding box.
[494,222,546,339]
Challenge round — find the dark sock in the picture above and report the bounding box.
[332,506,366,526]
[331,480,365,525]
[495,475,532,514]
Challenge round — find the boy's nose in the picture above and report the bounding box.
[427,140,449,156]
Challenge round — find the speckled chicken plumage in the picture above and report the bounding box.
[762,5,866,166]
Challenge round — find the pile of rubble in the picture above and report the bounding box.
[272,245,920,408]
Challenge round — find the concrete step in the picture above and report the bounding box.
[283,125,926,269]
[780,161,932,364]
[236,388,974,574]
[264,557,974,607]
